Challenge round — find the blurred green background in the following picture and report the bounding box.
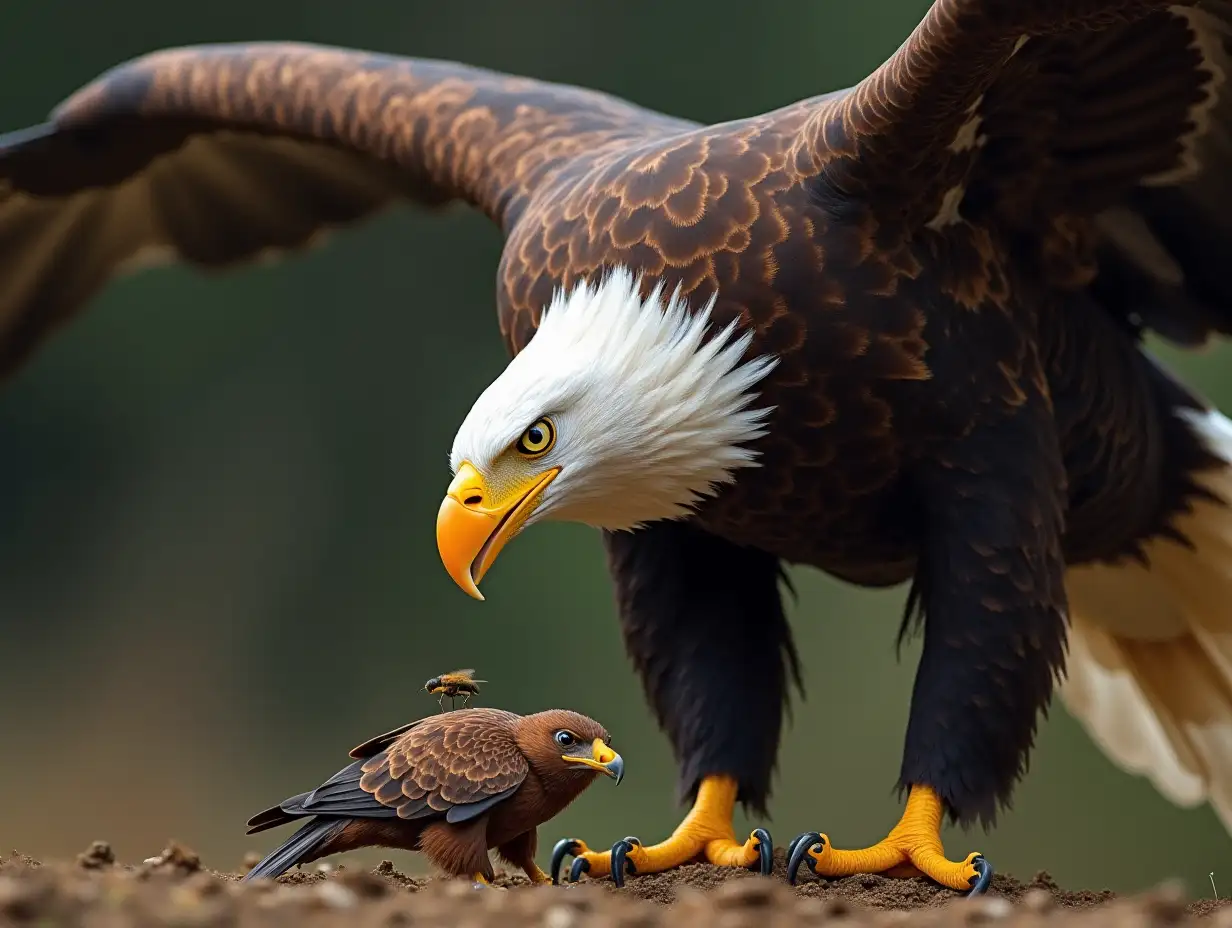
[1,0,1230,899]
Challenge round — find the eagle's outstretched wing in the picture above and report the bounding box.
[0,41,691,379]
[803,0,1232,346]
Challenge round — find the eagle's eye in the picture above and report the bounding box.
[553,730,577,747]
[516,417,556,458]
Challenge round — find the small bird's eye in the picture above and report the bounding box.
[554,730,576,747]
[516,418,556,458]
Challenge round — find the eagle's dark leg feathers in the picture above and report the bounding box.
[607,520,800,810]
[790,385,1068,894]
[902,393,1069,824]
[552,520,794,884]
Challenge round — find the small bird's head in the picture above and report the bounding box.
[436,266,777,599]
[515,709,623,788]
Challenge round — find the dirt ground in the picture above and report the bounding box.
[2,841,1230,926]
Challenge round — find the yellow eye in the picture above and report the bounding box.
[516,418,556,458]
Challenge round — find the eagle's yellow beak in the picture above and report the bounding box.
[436,462,559,600]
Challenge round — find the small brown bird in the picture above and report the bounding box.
[424,669,485,710]
[241,707,622,885]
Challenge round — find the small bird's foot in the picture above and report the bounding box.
[523,864,552,885]
[786,786,993,896]
[468,873,508,891]
[550,776,772,886]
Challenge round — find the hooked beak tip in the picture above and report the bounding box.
[606,754,625,786]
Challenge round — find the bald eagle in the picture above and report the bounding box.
[3,0,1232,895]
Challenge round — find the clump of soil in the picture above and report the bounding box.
[0,842,1227,926]
[74,842,115,870]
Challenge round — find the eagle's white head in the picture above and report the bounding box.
[436,266,778,599]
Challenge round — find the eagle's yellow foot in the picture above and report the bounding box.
[549,776,773,886]
[786,786,994,897]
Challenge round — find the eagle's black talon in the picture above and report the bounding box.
[786,832,823,886]
[568,857,589,883]
[610,838,639,888]
[549,838,582,885]
[966,856,994,897]
[751,828,773,875]
[785,832,811,866]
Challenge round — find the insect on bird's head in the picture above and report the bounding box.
[436,266,778,600]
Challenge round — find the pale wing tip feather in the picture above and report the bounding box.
[1178,407,1232,463]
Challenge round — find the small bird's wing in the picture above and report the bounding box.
[800,0,1232,345]
[249,709,528,832]
[0,41,692,380]
[356,709,529,822]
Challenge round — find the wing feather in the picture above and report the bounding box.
[804,0,1232,347]
[246,709,529,832]
[358,708,528,818]
[0,41,688,380]
[796,0,1160,220]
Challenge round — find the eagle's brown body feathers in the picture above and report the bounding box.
[5,0,1232,847]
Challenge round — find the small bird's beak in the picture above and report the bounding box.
[436,462,559,600]
[562,739,625,785]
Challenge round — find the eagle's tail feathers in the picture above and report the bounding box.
[1061,404,1232,833]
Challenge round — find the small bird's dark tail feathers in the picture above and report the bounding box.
[245,793,312,835]
[241,818,347,882]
